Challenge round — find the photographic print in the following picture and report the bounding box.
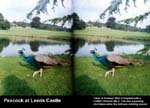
[0,0,150,106]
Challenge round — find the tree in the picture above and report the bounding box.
[72,13,86,30]
[46,12,86,30]
[3,20,10,30]
[28,0,150,27]
[0,13,4,21]
[145,25,150,33]
[27,0,65,19]
[105,17,116,29]
[0,13,10,30]
[100,0,150,26]
[13,21,29,27]
[30,16,41,28]
[87,20,104,27]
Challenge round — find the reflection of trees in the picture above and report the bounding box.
[72,38,86,55]
[0,38,10,53]
[136,44,150,55]
[14,40,66,46]
[88,40,140,52]
[88,41,115,52]
[12,40,67,52]
[29,41,40,52]
[105,41,115,52]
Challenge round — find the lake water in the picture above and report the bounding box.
[75,40,149,56]
[0,38,149,57]
[0,38,70,57]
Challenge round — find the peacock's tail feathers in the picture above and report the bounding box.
[35,54,71,66]
[107,54,150,66]
[55,58,72,65]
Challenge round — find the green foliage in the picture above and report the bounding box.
[145,25,150,33]
[12,20,69,31]
[114,23,142,31]
[0,13,10,30]
[0,20,10,30]
[105,17,116,29]
[100,0,150,26]
[13,21,30,27]
[100,0,123,19]
[27,1,86,30]
[86,21,143,32]
[39,23,70,31]
[47,13,86,30]
[119,11,150,26]
[87,20,104,27]
[30,16,41,29]
[0,13,4,21]
[72,13,86,30]
[27,0,65,19]
[3,20,10,30]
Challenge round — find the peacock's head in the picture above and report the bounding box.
[18,50,23,56]
[90,50,95,54]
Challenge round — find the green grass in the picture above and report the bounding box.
[74,27,150,41]
[0,27,71,39]
[74,55,150,96]
[0,57,72,96]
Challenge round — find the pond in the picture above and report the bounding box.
[0,38,70,57]
[74,39,150,56]
[0,37,149,57]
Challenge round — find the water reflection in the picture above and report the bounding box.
[71,38,86,54]
[0,37,149,57]
[105,41,115,51]
[0,38,70,57]
[29,41,40,52]
[75,40,147,56]
[0,38,10,52]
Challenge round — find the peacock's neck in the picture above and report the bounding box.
[93,52,101,61]
[20,53,28,61]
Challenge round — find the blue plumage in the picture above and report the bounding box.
[92,51,114,69]
[20,52,40,68]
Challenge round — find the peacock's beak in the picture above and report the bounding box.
[18,50,23,56]
[90,50,94,54]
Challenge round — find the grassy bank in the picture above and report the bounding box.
[0,57,72,96]
[74,27,150,41]
[74,55,150,96]
[0,27,71,39]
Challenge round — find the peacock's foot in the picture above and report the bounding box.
[39,68,43,77]
[104,70,112,77]
[104,68,115,77]
[112,68,115,77]
[32,68,43,77]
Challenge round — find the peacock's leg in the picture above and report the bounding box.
[111,68,115,77]
[104,70,112,77]
[32,68,43,77]
[39,68,43,77]
[104,68,115,77]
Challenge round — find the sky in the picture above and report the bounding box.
[0,0,150,28]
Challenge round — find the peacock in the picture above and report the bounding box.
[18,50,71,77]
[90,50,148,77]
